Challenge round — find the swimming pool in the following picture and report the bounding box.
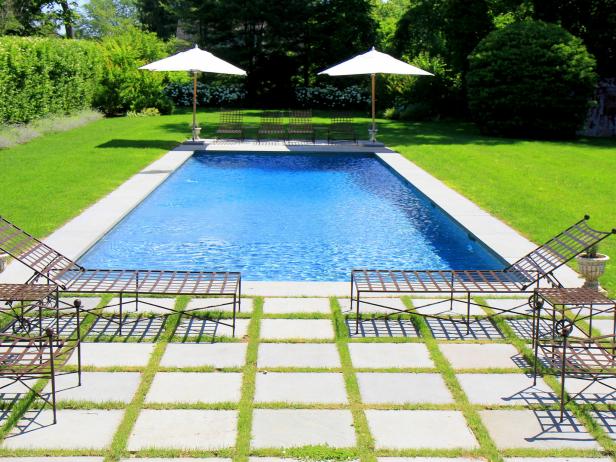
[79,152,505,281]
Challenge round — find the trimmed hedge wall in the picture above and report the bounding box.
[0,37,103,124]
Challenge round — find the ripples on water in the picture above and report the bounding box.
[80,152,504,280]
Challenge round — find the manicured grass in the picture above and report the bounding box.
[1,109,615,295]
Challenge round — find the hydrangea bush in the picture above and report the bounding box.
[164,82,247,107]
[294,85,370,109]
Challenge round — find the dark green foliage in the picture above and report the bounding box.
[0,36,102,123]
[0,0,78,37]
[533,0,616,77]
[94,27,177,115]
[467,20,597,138]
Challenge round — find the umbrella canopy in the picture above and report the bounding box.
[319,47,432,143]
[140,45,246,141]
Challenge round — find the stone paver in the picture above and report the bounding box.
[565,377,616,403]
[479,410,600,449]
[263,298,330,314]
[127,410,237,450]
[121,459,231,462]
[103,297,176,313]
[251,409,355,448]
[260,319,334,340]
[186,297,253,313]
[343,297,406,314]
[146,372,242,403]
[485,298,531,315]
[348,343,434,368]
[412,299,486,316]
[378,459,482,462]
[0,459,105,462]
[43,372,141,403]
[592,319,615,336]
[254,372,347,404]
[60,297,101,311]
[3,410,123,449]
[458,373,556,406]
[505,459,612,462]
[594,410,616,439]
[347,318,419,338]
[160,343,247,368]
[427,318,503,340]
[258,343,340,368]
[357,373,453,404]
[366,410,478,449]
[68,342,154,367]
[439,343,524,369]
[88,316,166,339]
[174,318,249,339]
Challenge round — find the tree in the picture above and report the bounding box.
[371,0,408,51]
[135,0,178,40]
[533,0,616,76]
[0,0,78,37]
[77,0,139,38]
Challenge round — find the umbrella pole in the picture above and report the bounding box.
[192,71,197,141]
[370,73,376,142]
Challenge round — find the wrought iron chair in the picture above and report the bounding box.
[215,109,244,141]
[327,112,357,144]
[257,111,286,143]
[287,109,315,143]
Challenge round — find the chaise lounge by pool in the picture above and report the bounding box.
[79,152,505,281]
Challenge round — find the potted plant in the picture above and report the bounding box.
[576,244,610,293]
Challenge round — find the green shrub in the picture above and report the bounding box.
[0,37,102,124]
[467,20,597,138]
[383,52,462,120]
[95,27,180,115]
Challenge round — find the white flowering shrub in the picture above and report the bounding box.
[294,85,370,109]
[164,82,247,106]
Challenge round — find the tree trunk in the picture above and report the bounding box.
[59,0,74,38]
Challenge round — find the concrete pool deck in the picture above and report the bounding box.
[0,139,582,292]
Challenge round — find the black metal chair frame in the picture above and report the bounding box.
[215,109,244,142]
[257,112,286,143]
[327,113,357,144]
[0,216,241,338]
[287,110,315,144]
[350,216,616,334]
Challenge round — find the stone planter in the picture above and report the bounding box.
[0,252,8,273]
[576,253,610,293]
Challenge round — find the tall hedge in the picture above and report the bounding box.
[467,21,597,138]
[0,37,102,124]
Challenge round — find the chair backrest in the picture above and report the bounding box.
[0,216,82,285]
[219,109,243,125]
[289,110,312,125]
[259,112,286,133]
[506,216,615,286]
[330,112,353,125]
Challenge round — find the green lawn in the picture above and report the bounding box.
[1,109,615,294]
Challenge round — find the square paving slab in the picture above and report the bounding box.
[485,298,531,316]
[426,318,503,340]
[121,459,231,462]
[68,342,154,367]
[411,299,486,316]
[254,372,347,404]
[505,459,612,462]
[251,409,355,448]
[458,373,556,406]
[160,343,247,368]
[342,297,407,314]
[0,458,105,462]
[357,373,453,404]
[127,409,237,450]
[3,409,123,449]
[366,410,478,449]
[9,316,79,338]
[146,372,242,403]
[258,343,340,368]
[591,318,615,335]
[103,297,177,313]
[348,343,434,368]
[439,343,524,369]
[174,318,249,339]
[479,410,600,449]
[347,318,419,338]
[565,377,616,403]
[43,372,141,403]
[260,319,334,340]
[186,297,253,313]
[87,315,166,340]
[378,459,482,462]
[263,298,330,313]
[592,410,616,439]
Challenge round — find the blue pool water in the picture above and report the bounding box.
[80,152,505,281]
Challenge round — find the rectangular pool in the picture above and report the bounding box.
[79,152,505,281]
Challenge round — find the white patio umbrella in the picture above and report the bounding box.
[319,47,432,143]
[140,45,246,141]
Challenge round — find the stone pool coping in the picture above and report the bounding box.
[0,139,582,294]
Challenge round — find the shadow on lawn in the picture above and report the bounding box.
[97,139,179,150]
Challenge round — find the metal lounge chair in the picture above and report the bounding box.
[327,112,357,144]
[257,111,286,143]
[287,109,315,144]
[215,109,244,142]
[0,216,241,336]
[350,216,616,333]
